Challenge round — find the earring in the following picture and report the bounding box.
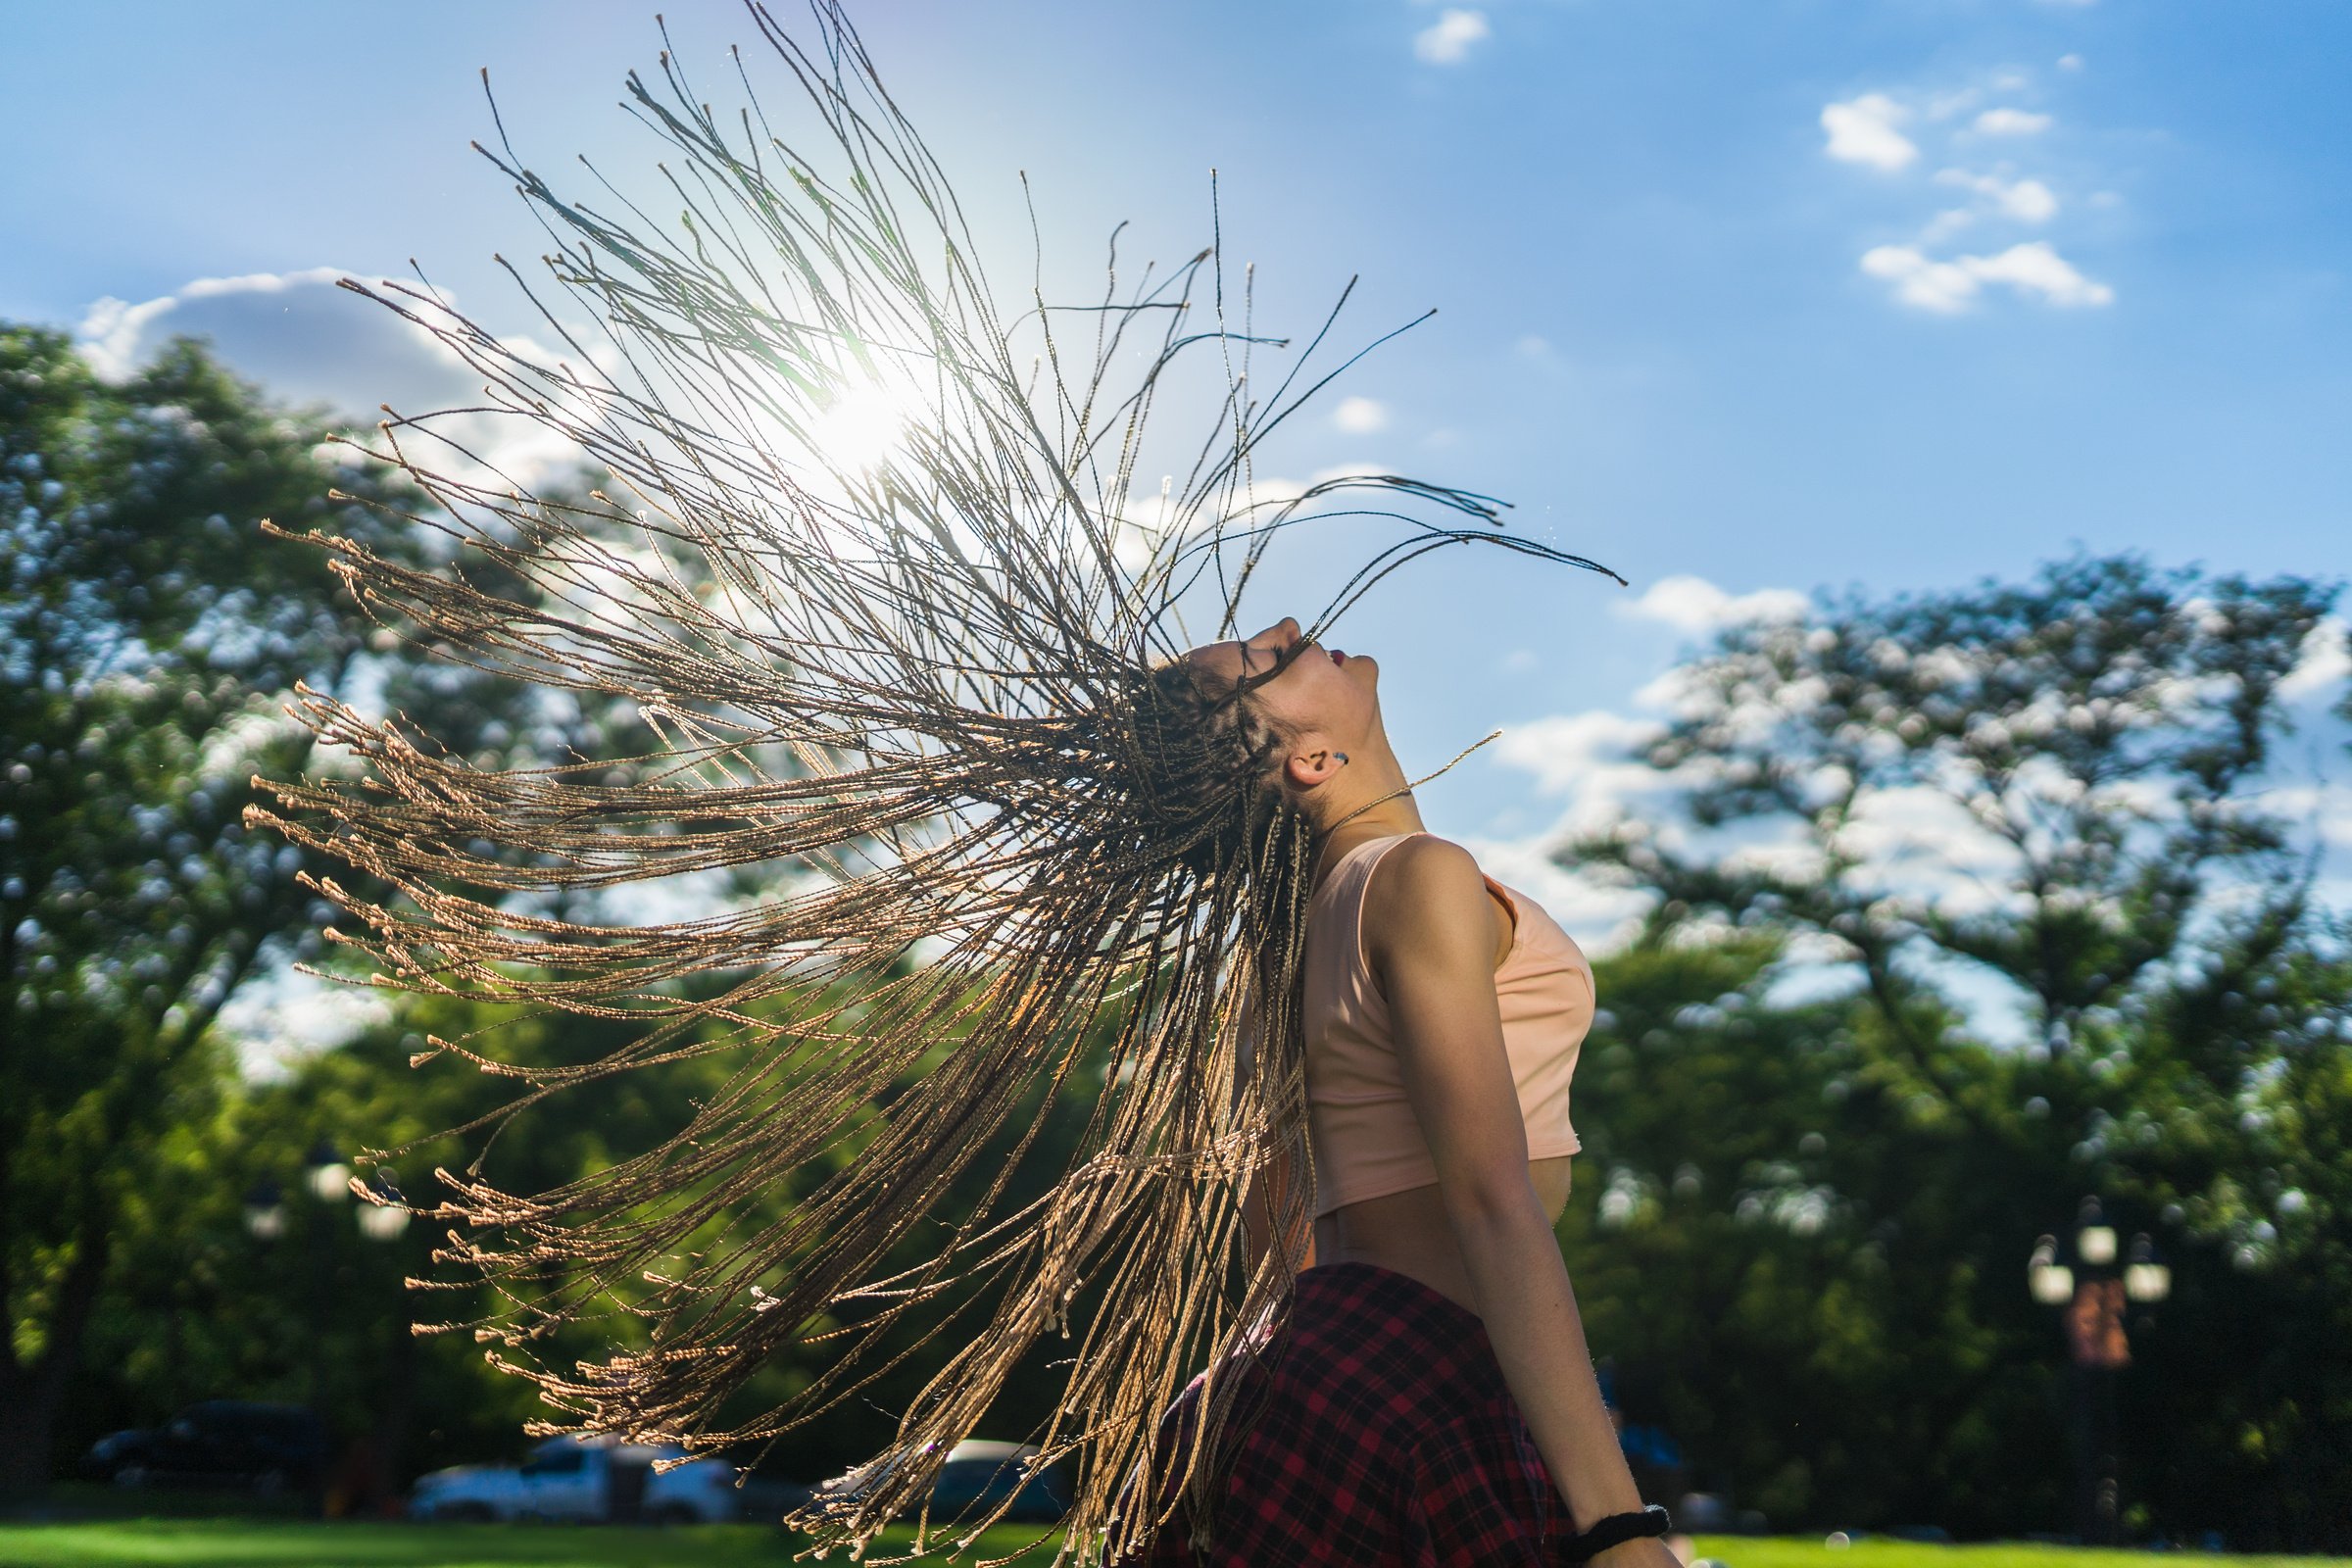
[1333,752,1349,765]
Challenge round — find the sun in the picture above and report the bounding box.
[808,383,907,473]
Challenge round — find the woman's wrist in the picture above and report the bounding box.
[1563,1504,1674,1564]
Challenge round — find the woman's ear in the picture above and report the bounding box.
[1283,744,1347,792]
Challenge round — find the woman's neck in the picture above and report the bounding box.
[1306,766,1427,892]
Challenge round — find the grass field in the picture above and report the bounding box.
[0,1522,2346,1568]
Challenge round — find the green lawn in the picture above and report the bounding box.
[1691,1544,2346,1568]
[0,1518,1067,1568]
[0,1523,2345,1568]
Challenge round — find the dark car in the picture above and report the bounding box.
[83,1401,329,1493]
[814,1439,1071,1528]
[928,1441,1071,1525]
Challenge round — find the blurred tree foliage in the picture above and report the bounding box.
[0,326,435,1494]
[61,979,1119,1499]
[5,322,806,1496]
[1560,556,2351,1548]
[15,326,2348,1549]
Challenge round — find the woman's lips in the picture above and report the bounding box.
[1330,649,1348,665]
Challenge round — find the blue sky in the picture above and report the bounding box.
[7,1,2349,1032]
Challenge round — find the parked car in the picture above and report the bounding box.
[82,1401,329,1494]
[816,1439,1072,1527]
[410,1434,804,1524]
[928,1441,1072,1525]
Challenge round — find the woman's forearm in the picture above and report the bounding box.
[1448,1187,1644,1529]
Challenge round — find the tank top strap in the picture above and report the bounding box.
[1309,833,1420,1001]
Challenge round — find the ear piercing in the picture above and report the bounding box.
[1333,753,1349,765]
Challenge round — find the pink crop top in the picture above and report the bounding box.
[1301,834,1592,1216]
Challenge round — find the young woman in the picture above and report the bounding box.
[1112,619,1674,1566]
[253,10,1649,1562]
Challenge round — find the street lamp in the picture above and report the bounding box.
[356,1172,412,1244]
[248,1143,404,1417]
[2123,1233,2173,1306]
[2028,1197,2170,1545]
[243,1176,287,1242]
[305,1140,352,1203]
[2027,1236,2073,1304]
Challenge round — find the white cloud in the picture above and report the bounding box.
[1818,66,2120,319]
[78,265,356,381]
[218,967,394,1079]
[2269,784,2352,850]
[1936,168,2061,222]
[1974,107,2054,136]
[2279,618,2350,705]
[1858,247,1980,313]
[1617,573,1810,634]
[74,267,586,487]
[1332,395,1389,434]
[2058,53,2086,72]
[1414,9,1490,65]
[1494,709,1665,797]
[1821,93,1919,172]
[1475,597,2352,986]
[1307,462,1396,486]
[1861,240,2113,312]
[1459,827,1654,954]
[1964,240,2114,306]
[1918,208,1978,246]
[1831,781,2030,916]
[1473,709,1680,949]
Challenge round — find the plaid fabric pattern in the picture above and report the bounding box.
[1121,1261,1587,1567]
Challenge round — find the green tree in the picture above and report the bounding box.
[1557,555,2352,1546]
[0,326,423,1494]
[2,318,832,1496]
[56,971,1124,1495]
[1562,940,2052,1533]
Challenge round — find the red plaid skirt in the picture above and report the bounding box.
[1121,1261,1585,1566]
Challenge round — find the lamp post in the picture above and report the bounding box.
[300,1143,349,1412]
[356,1173,412,1244]
[305,1140,352,1203]
[243,1176,287,1242]
[2028,1198,2171,1544]
[245,1147,413,1411]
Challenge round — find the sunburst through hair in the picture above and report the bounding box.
[248,4,1621,1560]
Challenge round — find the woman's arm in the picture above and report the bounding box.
[1367,837,1670,1558]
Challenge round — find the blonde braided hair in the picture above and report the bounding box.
[250,5,1619,1559]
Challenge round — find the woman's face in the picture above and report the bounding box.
[1184,617,1379,754]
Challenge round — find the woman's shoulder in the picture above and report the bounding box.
[1360,835,1493,932]
[1378,831,1479,874]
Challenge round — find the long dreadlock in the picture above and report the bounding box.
[248,4,1621,1560]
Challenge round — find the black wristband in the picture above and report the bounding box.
[1564,1504,1673,1563]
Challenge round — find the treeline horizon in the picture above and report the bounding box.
[4,325,2346,1549]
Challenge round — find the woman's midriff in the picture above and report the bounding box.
[1309,1153,1574,1315]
